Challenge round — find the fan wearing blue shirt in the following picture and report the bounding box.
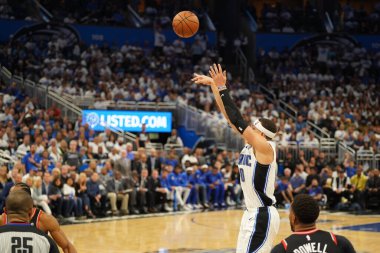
[21,144,41,173]
[168,166,191,211]
[205,165,226,208]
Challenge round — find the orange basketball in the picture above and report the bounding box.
[172,11,199,38]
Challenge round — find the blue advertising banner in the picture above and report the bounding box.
[0,19,216,47]
[82,110,172,133]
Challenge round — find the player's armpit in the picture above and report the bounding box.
[41,213,77,253]
[336,235,356,253]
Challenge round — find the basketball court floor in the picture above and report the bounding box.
[61,209,379,253]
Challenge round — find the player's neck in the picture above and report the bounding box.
[294,224,317,233]
[7,216,30,224]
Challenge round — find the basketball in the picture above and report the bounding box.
[172,11,199,38]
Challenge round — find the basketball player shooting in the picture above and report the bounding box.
[192,64,280,253]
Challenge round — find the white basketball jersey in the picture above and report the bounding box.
[237,141,277,210]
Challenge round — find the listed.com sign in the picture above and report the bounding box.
[82,110,172,133]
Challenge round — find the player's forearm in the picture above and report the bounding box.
[210,84,241,134]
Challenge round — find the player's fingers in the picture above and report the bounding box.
[223,70,227,78]
[218,64,222,73]
[213,63,218,74]
[209,70,214,77]
[209,67,215,77]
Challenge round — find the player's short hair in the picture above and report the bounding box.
[259,118,277,134]
[6,191,33,215]
[291,194,320,224]
[12,182,32,196]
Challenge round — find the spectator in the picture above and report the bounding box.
[106,170,130,216]
[48,177,66,218]
[305,167,320,189]
[205,165,226,209]
[63,177,84,219]
[168,165,191,211]
[350,166,368,209]
[133,153,149,175]
[113,150,132,178]
[345,161,357,178]
[147,169,168,212]
[133,170,148,214]
[364,169,380,209]
[331,168,351,209]
[87,173,107,217]
[0,171,23,213]
[0,166,11,196]
[166,129,183,147]
[135,123,149,148]
[308,178,323,202]
[31,177,52,215]
[22,144,40,173]
[147,148,162,175]
[63,140,81,172]
[75,173,95,218]
[290,167,306,196]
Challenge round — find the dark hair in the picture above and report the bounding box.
[13,182,32,196]
[6,191,33,215]
[259,118,277,139]
[291,194,320,224]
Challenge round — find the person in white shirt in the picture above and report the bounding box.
[16,134,31,156]
[31,177,52,215]
[296,127,309,143]
[166,129,183,147]
[334,124,346,141]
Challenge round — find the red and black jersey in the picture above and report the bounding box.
[271,229,356,253]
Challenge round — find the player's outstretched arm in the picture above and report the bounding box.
[193,64,273,164]
[192,73,239,135]
[40,213,77,253]
[193,64,272,163]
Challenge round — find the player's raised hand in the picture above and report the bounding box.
[209,63,227,87]
[191,73,215,86]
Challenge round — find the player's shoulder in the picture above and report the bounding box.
[335,234,356,252]
[270,240,287,253]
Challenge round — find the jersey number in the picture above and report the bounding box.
[240,168,245,182]
[11,237,33,253]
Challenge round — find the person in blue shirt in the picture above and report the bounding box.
[168,166,190,211]
[275,176,293,207]
[86,173,107,217]
[308,178,323,202]
[205,165,226,208]
[21,144,41,173]
[345,161,357,178]
[289,168,306,196]
[182,167,197,209]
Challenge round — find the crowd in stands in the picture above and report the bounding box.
[342,2,380,33]
[0,79,248,219]
[246,1,322,33]
[275,149,380,212]
[1,0,205,28]
[245,1,380,34]
[255,42,380,155]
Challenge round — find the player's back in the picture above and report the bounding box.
[238,141,277,209]
[0,223,59,253]
[275,229,355,253]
